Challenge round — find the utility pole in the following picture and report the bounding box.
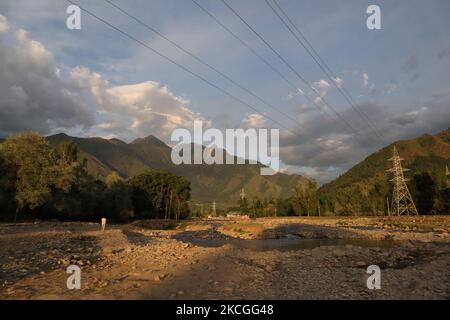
[212,200,217,216]
[386,197,390,216]
[387,146,418,215]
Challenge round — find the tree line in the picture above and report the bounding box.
[0,132,191,222]
[234,180,321,217]
[233,174,449,217]
[319,171,450,216]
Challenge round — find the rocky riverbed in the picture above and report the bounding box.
[0,216,449,299]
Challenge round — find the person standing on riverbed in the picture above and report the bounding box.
[101,217,107,231]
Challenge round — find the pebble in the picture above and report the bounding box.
[355,261,366,267]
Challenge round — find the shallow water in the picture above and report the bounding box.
[185,238,401,252]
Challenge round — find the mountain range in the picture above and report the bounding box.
[46,133,310,206]
[6,126,447,212]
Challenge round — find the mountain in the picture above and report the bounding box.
[46,133,310,206]
[319,128,450,214]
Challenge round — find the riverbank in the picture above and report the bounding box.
[1,216,449,299]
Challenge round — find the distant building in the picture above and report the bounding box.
[226,211,249,219]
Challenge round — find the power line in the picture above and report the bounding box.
[191,0,345,128]
[103,0,310,131]
[65,0,299,139]
[214,0,387,179]
[267,0,384,140]
[272,0,374,125]
[66,0,387,183]
[190,0,303,95]
[220,0,362,137]
[101,0,349,157]
[102,0,357,159]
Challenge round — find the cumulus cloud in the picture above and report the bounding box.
[278,95,450,183]
[0,17,207,142]
[69,66,208,142]
[363,73,369,88]
[295,103,316,115]
[241,113,266,128]
[313,79,330,97]
[313,96,323,107]
[287,88,304,100]
[384,81,400,94]
[0,20,94,136]
[333,77,343,88]
[0,14,8,32]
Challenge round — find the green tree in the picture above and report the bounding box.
[249,196,263,218]
[0,133,73,219]
[413,172,437,214]
[292,181,318,216]
[42,139,104,221]
[58,140,79,164]
[437,187,450,214]
[128,170,190,220]
[0,152,17,219]
[238,196,249,215]
[275,197,295,216]
[102,172,134,222]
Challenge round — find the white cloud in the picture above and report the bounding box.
[241,113,266,128]
[287,88,304,100]
[334,77,343,88]
[384,82,399,94]
[0,19,207,142]
[314,96,323,106]
[70,66,208,141]
[0,14,8,32]
[0,21,94,136]
[363,73,369,88]
[15,29,54,67]
[313,79,330,97]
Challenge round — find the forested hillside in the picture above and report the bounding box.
[319,128,450,215]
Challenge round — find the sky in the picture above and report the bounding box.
[0,0,449,183]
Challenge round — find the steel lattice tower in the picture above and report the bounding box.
[387,146,418,215]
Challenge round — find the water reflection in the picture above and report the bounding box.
[183,238,401,252]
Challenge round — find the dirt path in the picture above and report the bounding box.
[0,217,449,299]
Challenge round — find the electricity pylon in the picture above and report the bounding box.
[387,146,418,215]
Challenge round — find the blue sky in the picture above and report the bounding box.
[0,0,449,182]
